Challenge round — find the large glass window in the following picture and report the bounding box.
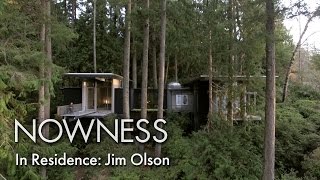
[86,80,112,110]
[97,81,112,110]
[87,85,94,110]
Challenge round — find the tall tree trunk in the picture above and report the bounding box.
[44,0,52,138]
[155,0,166,157]
[132,37,137,88]
[139,0,149,153]
[45,0,52,126]
[63,0,67,17]
[263,0,276,179]
[39,27,46,180]
[39,0,49,179]
[164,54,169,86]
[152,31,158,89]
[93,0,96,73]
[227,0,234,124]
[39,0,46,138]
[208,30,213,125]
[93,0,97,112]
[281,10,318,102]
[132,1,137,89]
[174,51,178,82]
[205,1,214,127]
[123,0,131,121]
[72,0,76,22]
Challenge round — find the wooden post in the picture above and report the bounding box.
[93,0,97,112]
[94,81,97,111]
[82,81,88,111]
[240,84,246,120]
[193,83,199,130]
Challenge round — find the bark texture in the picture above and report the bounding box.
[208,30,213,120]
[263,0,276,179]
[123,0,131,121]
[152,31,158,89]
[139,0,149,153]
[155,0,166,157]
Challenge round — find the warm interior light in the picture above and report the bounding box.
[83,81,87,86]
[105,99,108,104]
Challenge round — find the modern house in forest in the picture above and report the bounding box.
[183,75,261,128]
[57,73,122,119]
[57,73,261,128]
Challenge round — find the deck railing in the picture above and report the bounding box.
[57,103,82,116]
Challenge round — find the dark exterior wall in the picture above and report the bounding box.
[114,88,124,114]
[132,89,167,110]
[114,88,168,115]
[62,88,82,105]
[195,81,209,128]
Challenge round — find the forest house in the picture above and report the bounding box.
[57,73,122,119]
[57,73,260,127]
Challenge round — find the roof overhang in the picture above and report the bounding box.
[64,73,123,80]
[183,74,279,86]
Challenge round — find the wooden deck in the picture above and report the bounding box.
[131,108,162,112]
[61,109,112,119]
[233,114,262,121]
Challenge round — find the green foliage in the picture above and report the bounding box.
[80,88,320,179]
[275,94,320,177]
[54,0,124,74]
[289,84,320,101]
[0,0,75,179]
[302,147,320,179]
[0,0,319,179]
[311,53,320,71]
[278,171,302,180]
[164,124,263,179]
[81,114,264,180]
[20,169,40,180]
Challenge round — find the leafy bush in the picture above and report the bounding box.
[275,98,320,177]
[289,84,320,101]
[302,147,320,179]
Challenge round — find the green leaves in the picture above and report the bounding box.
[275,97,320,177]
[302,147,320,179]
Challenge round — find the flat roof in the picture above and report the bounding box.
[64,73,123,80]
[198,75,280,79]
[183,74,279,86]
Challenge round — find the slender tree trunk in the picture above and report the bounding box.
[93,0,97,112]
[132,1,137,89]
[93,0,96,73]
[174,51,178,82]
[39,32,46,180]
[282,11,318,102]
[164,54,169,86]
[155,0,166,157]
[227,0,234,124]
[205,1,213,127]
[72,0,76,22]
[132,37,137,88]
[208,30,213,120]
[139,0,149,153]
[123,0,131,121]
[263,0,276,179]
[152,31,158,89]
[44,0,52,138]
[39,0,46,135]
[63,0,67,17]
[39,0,47,179]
